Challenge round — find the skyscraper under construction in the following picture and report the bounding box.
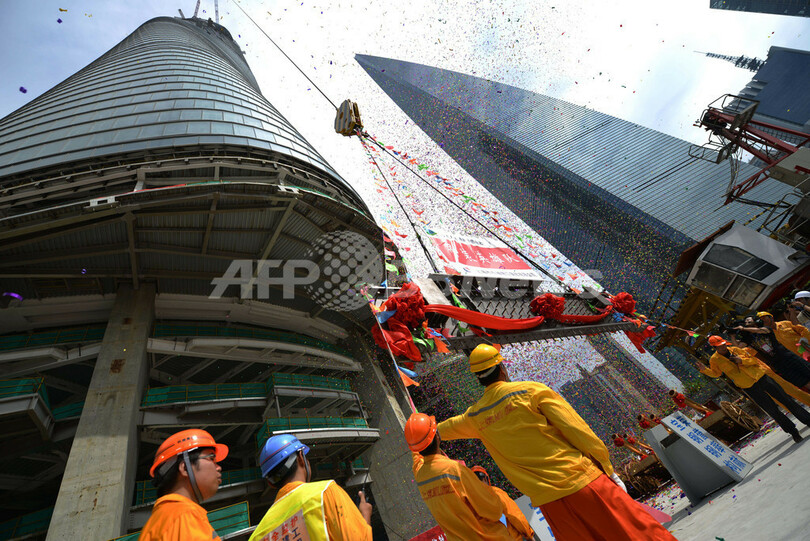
[0,17,429,540]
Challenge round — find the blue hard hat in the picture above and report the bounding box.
[259,434,310,478]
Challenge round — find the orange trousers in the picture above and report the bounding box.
[539,474,676,541]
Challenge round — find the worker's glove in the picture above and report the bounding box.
[609,472,627,493]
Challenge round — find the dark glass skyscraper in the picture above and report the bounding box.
[356,54,793,382]
[709,0,809,17]
[735,46,810,138]
[355,54,791,311]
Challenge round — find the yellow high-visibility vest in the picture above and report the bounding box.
[249,480,332,541]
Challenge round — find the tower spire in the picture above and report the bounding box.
[696,51,765,72]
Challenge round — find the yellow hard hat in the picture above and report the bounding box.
[756,311,773,319]
[469,344,503,374]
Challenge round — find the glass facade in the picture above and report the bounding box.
[709,0,809,17]
[736,46,810,136]
[355,54,793,311]
[0,17,344,188]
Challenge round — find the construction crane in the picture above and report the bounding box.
[694,94,810,205]
[192,0,201,18]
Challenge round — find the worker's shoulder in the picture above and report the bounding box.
[414,454,459,480]
[152,493,202,513]
[490,379,549,393]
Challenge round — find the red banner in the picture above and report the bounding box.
[426,230,541,280]
[409,526,447,541]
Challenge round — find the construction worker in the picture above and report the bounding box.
[735,313,810,391]
[790,291,810,329]
[770,308,810,356]
[249,434,372,541]
[437,344,677,540]
[405,412,512,541]
[699,335,810,443]
[140,429,229,541]
[472,465,534,541]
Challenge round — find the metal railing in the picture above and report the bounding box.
[0,326,105,351]
[0,377,50,410]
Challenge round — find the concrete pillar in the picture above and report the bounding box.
[47,284,155,540]
[350,333,436,540]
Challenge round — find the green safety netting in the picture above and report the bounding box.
[52,401,84,421]
[315,457,367,472]
[141,383,266,407]
[267,373,352,392]
[0,327,105,351]
[256,417,368,448]
[0,378,50,409]
[0,507,53,540]
[142,374,352,407]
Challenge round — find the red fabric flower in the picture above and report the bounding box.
[384,282,426,329]
[372,318,422,362]
[611,292,637,314]
[529,293,566,320]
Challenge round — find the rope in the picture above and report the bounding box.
[230,0,338,110]
[358,133,437,272]
[358,132,572,292]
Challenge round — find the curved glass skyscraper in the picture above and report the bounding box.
[0,17,354,203]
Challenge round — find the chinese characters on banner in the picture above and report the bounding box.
[424,229,543,281]
[260,509,311,541]
[664,411,752,479]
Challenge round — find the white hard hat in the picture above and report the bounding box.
[794,291,810,300]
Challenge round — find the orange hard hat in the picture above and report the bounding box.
[472,465,490,484]
[404,413,437,452]
[708,335,730,347]
[150,429,228,478]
